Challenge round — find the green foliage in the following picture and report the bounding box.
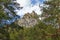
[41,0,60,28]
[0,0,60,40]
[0,0,10,3]
[0,0,16,20]
[0,5,9,19]
[0,21,60,40]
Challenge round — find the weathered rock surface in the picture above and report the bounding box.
[18,11,39,27]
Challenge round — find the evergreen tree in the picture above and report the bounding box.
[41,0,60,40]
[41,0,60,28]
[0,0,21,27]
[0,0,22,40]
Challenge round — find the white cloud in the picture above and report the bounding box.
[16,0,42,17]
[17,0,31,7]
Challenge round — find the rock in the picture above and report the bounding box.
[18,11,39,27]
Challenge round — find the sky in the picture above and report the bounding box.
[16,0,44,17]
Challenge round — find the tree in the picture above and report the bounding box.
[41,0,60,28]
[41,0,60,40]
[0,0,22,40]
[0,0,22,27]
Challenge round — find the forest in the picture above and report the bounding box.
[0,0,60,40]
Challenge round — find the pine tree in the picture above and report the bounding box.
[41,0,60,40]
[0,0,21,27]
[0,0,22,40]
[41,0,60,28]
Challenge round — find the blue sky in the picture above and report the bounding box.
[31,0,44,5]
[17,0,44,17]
